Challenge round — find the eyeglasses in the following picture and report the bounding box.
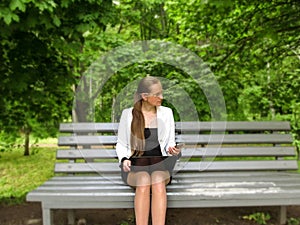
[143,92,163,98]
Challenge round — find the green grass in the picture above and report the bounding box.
[0,146,56,205]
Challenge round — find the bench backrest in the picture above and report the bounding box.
[55,121,298,175]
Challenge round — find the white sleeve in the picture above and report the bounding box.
[116,109,131,163]
[167,108,176,151]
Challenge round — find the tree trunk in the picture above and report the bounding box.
[24,129,30,156]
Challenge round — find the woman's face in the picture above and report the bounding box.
[145,83,163,106]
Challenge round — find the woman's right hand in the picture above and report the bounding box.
[122,159,131,172]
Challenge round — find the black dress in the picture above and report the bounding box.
[121,128,171,184]
[143,128,162,156]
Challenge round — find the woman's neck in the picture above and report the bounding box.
[141,102,156,114]
[142,103,157,128]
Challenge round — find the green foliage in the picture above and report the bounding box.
[0,30,74,154]
[242,212,271,225]
[94,60,213,122]
[288,217,300,225]
[162,0,300,146]
[0,0,118,154]
[0,131,22,152]
[118,214,135,225]
[116,0,168,40]
[1,0,299,153]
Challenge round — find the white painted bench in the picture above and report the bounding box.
[26,121,300,225]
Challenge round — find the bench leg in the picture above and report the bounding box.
[42,207,53,225]
[279,206,287,225]
[67,209,75,225]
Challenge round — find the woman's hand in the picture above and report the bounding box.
[122,159,131,172]
[168,145,181,156]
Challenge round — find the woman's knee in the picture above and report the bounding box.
[151,171,170,185]
[134,171,151,187]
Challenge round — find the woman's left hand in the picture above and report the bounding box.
[168,146,181,156]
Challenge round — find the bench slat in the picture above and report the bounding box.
[176,121,291,132]
[35,183,300,193]
[31,171,300,190]
[27,193,300,209]
[58,133,293,146]
[27,187,300,202]
[175,160,298,172]
[176,134,293,144]
[43,172,300,188]
[58,136,117,146]
[54,160,298,173]
[54,162,120,173]
[181,146,296,157]
[36,175,300,191]
[45,171,300,183]
[56,149,118,159]
[56,146,296,159]
[59,121,291,133]
[60,123,119,133]
[31,182,300,192]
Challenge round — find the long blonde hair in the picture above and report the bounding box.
[130,76,161,156]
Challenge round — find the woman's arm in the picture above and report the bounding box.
[116,108,131,163]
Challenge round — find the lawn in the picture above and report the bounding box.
[0,146,56,204]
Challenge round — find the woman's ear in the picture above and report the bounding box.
[141,93,148,101]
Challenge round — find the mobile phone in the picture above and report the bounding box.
[176,143,184,149]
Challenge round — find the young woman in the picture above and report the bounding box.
[116,76,181,225]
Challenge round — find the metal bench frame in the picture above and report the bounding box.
[26,121,300,225]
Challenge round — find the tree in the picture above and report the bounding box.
[1,0,299,154]
[165,0,300,117]
[164,0,300,150]
[0,0,117,155]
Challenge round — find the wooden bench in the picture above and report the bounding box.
[26,121,300,225]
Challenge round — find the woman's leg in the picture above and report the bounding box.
[150,170,170,225]
[127,171,151,225]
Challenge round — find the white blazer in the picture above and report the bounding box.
[116,106,176,163]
